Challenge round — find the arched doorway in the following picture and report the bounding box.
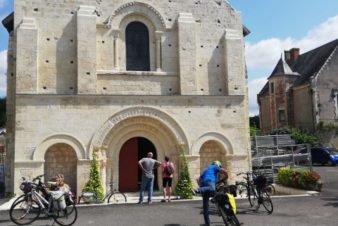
[119,137,158,192]
[199,140,227,173]
[44,143,77,193]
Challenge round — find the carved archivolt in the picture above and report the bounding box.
[191,132,233,156]
[89,106,188,158]
[33,134,86,161]
[104,1,168,30]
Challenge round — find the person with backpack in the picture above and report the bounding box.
[196,160,228,226]
[160,156,175,202]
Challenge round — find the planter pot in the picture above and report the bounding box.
[82,192,95,204]
[306,182,323,192]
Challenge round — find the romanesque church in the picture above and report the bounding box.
[2,0,250,195]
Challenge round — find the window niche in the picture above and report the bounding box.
[125,22,150,71]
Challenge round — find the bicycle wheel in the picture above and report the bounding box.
[53,200,78,226]
[108,192,127,203]
[265,184,276,196]
[227,214,241,226]
[248,186,257,207]
[218,205,240,226]
[10,198,41,225]
[218,204,230,226]
[262,192,273,214]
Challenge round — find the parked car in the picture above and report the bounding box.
[302,147,338,166]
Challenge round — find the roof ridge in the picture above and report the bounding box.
[314,43,338,79]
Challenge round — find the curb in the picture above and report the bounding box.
[0,185,319,211]
[274,184,319,196]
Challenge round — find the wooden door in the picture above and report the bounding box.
[119,138,139,192]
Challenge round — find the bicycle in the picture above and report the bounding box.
[235,172,258,207]
[9,175,77,226]
[79,182,127,204]
[253,175,274,214]
[214,179,242,226]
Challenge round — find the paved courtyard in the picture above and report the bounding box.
[0,166,337,226]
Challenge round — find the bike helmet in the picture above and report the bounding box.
[212,160,222,167]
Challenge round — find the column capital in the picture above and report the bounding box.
[155,31,163,39]
[112,29,120,38]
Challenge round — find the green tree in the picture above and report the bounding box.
[82,148,104,201]
[289,128,319,146]
[0,98,6,128]
[249,115,260,128]
[175,145,194,199]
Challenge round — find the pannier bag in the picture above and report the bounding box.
[254,175,267,189]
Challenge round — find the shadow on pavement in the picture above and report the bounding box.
[322,197,338,208]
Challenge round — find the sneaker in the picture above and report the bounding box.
[147,201,152,204]
[138,201,143,204]
[160,199,166,203]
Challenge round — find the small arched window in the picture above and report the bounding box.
[126,22,150,71]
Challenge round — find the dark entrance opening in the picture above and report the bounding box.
[119,137,158,192]
[125,21,150,71]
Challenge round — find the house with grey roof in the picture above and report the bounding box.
[258,39,338,134]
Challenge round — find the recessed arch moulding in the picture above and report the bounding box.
[33,134,86,161]
[104,1,169,31]
[191,132,245,183]
[88,107,189,190]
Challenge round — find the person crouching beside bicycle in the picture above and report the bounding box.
[195,161,228,226]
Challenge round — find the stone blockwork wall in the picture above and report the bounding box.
[316,48,338,126]
[8,0,250,193]
[293,85,314,131]
[13,0,246,96]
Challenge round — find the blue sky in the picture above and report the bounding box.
[1,0,338,115]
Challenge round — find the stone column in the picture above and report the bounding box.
[155,31,163,72]
[112,29,120,70]
[223,29,246,96]
[16,18,38,94]
[178,13,197,95]
[77,5,97,94]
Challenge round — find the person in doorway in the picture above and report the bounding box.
[160,156,175,202]
[138,152,161,204]
[197,161,228,226]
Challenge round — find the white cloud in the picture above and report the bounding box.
[0,50,7,97]
[248,77,266,116]
[246,15,338,72]
[246,15,338,116]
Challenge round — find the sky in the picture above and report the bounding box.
[1,0,338,116]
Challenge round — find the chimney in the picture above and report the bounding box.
[284,50,291,62]
[284,48,300,64]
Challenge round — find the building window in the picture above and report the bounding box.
[279,109,286,122]
[126,21,150,71]
[270,82,274,94]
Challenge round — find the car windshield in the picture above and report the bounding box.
[328,148,338,155]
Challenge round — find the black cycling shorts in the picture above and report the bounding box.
[162,178,173,187]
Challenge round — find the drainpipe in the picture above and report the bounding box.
[310,75,319,131]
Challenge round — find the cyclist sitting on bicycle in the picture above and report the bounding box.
[195,160,228,226]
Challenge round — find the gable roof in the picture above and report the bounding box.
[1,12,14,33]
[258,38,338,97]
[268,57,299,79]
[291,39,338,86]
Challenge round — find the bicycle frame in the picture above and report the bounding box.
[31,189,50,211]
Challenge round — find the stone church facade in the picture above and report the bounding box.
[4,0,250,195]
